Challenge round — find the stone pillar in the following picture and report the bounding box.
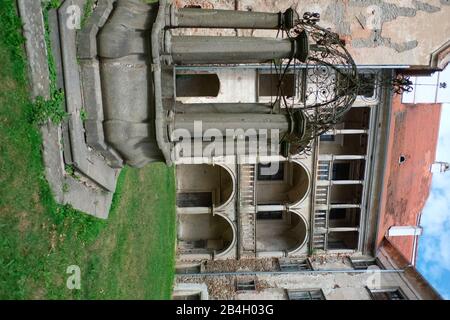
[165,32,308,64]
[175,102,273,114]
[173,113,290,139]
[169,7,296,30]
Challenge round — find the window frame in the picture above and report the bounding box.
[349,257,383,270]
[367,287,408,300]
[279,258,313,272]
[236,279,257,292]
[287,289,326,300]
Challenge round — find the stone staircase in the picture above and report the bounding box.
[239,164,257,256]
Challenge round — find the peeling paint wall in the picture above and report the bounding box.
[175,254,426,300]
[174,0,450,67]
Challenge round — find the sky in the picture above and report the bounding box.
[416,103,450,300]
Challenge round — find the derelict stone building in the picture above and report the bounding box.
[32,0,450,299]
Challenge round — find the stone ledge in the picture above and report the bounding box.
[77,0,123,168]
[18,0,117,219]
[58,0,120,191]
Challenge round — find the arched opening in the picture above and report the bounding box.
[176,73,220,97]
[176,164,234,209]
[255,210,308,253]
[177,213,234,255]
[255,161,310,205]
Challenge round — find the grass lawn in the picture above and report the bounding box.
[0,0,176,299]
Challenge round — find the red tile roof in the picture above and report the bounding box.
[376,95,442,264]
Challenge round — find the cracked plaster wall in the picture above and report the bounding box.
[175,0,450,67]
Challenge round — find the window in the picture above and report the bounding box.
[176,265,201,274]
[332,163,350,180]
[350,258,381,270]
[259,73,295,97]
[257,211,283,220]
[173,293,202,300]
[279,258,312,272]
[176,73,220,97]
[320,134,335,142]
[177,192,212,207]
[236,279,256,291]
[369,288,407,300]
[257,162,285,181]
[287,289,325,300]
[329,208,346,220]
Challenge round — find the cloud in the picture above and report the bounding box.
[417,104,450,299]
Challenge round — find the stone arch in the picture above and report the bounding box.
[255,209,308,254]
[431,39,450,70]
[177,211,236,257]
[256,160,311,206]
[176,163,235,210]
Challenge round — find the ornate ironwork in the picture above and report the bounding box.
[273,21,359,156]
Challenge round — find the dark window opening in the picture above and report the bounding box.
[287,289,325,300]
[177,192,212,207]
[257,211,283,220]
[350,259,381,270]
[327,231,359,250]
[259,73,295,97]
[257,162,285,181]
[320,134,335,142]
[236,279,256,291]
[279,258,312,271]
[173,293,202,300]
[329,208,346,220]
[176,74,220,97]
[332,163,350,180]
[369,289,407,300]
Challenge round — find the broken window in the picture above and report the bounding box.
[350,258,381,270]
[287,289,325,300]
[236,279,256,291]
[279,258,312,272]
[369,288,407,300]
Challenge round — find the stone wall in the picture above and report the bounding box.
[174,0,450,68]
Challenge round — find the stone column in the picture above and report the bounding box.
[165,32,308,64]
[175,102,274,114]
[169,7,296,30]
[173,113,290,139]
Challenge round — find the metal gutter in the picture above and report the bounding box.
[176,269,405,277]
[370,69,395,255]
[175,64,410,71]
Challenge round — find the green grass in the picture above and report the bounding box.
[0,0,176,299]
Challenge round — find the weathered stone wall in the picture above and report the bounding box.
[175,255,429,300]
[174,0,450,68]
